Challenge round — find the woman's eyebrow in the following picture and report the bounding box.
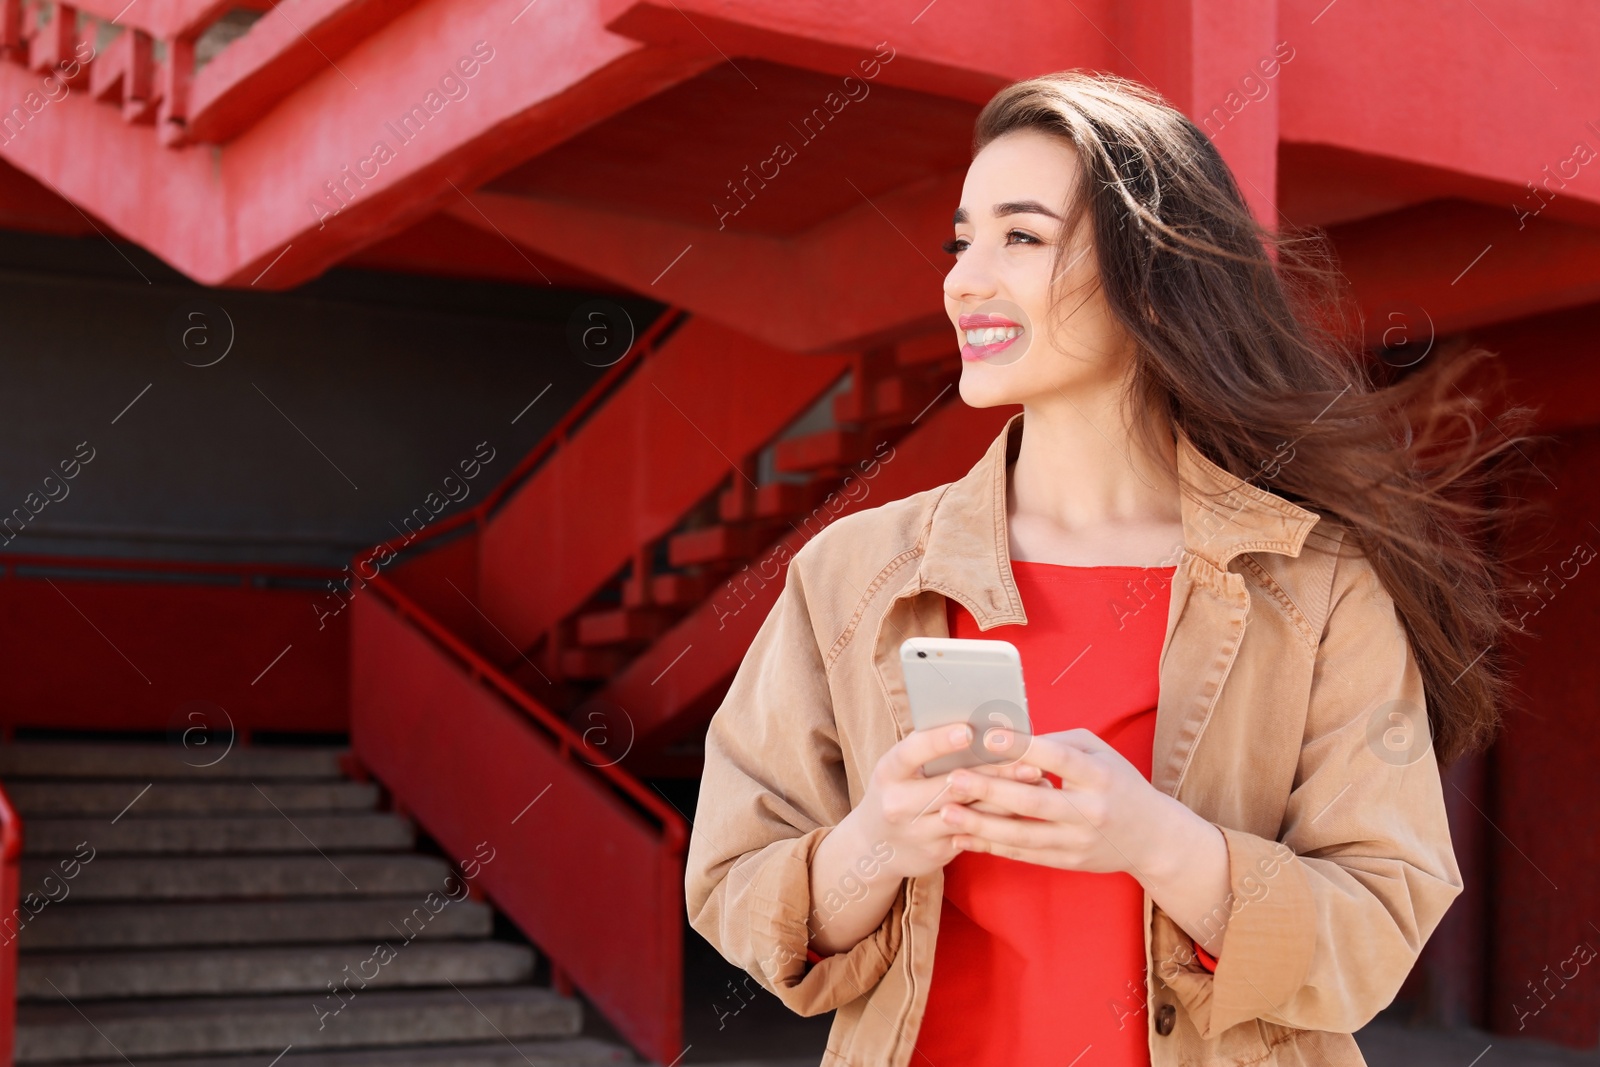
[951,200,1063,225]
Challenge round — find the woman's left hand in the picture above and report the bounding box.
[941,727,1190,883]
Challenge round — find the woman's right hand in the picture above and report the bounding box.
[853,722,1044,881]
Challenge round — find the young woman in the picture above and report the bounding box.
[685,70,1539,1067]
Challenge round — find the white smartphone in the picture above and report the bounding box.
[899,636,1033,776]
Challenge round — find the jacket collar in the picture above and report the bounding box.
[914,410,1322,629]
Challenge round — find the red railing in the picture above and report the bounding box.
[347,306,691,1062]
[352,574,686,1062]
[0,781,21,1067]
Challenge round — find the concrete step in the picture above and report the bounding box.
[6,779,380,816]
[0,742,346,780]
[20,853,455,901]
[15,987,583,1063]
[42,1037,634,1067]
[23,813,414,856]
[18,941,536,999]
[20,897,492,950]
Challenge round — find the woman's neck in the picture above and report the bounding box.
[1005,399,1185,567]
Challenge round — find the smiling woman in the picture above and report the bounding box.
[685,69,1543,1067]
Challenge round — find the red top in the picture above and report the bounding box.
[909,560,1181,1066]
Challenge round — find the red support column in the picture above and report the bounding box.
[1489,425,1600,1048]
[1115,0,1282,227]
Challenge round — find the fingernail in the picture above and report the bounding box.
[1020,765,1041,780]
[949,725,970,743]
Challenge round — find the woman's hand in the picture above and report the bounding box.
[938,727,1212,878]
[852,723,1046,881]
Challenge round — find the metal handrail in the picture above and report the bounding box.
[365,572,688,852]
[0,552,341,585]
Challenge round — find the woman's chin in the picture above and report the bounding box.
[957,369,1028,410]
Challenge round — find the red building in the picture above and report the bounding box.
[0,0,1597,1063]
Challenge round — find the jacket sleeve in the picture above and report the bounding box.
[684,543,904,1016]
[1160,535,1465,1036]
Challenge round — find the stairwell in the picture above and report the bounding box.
[0,740,634,1067]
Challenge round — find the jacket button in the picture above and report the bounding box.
[1155,1003,1176,1036]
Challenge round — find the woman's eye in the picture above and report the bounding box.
[940,230,1041,256]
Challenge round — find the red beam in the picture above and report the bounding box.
[599,0,1117,105]
[67,0,228,41]
[185,0,429,144]
[1330,200,1600,345]
[445,178,962,353]
[1279,0,1600,217]
[0,0,721,286]
[5,0,1598,305]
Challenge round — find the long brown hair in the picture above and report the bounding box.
[972,70,1550,767]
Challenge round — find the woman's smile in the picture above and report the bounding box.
[958,312,1025,361]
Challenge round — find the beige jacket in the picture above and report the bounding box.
[685,410,1462,1066]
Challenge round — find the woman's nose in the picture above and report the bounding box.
[943,247,997,306]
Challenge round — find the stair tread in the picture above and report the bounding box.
[0,742,346,780]
[36,1037,634,1067]
[4,744,615,1065]
[16,987,584,1062]
[18,942,536,1000]
[20,984,568,1020]
[24,813,414,855]
[20,852,456,901]
[19,897,493,949]
[6,779,380,816]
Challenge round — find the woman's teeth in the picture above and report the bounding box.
[964,325,1022,346]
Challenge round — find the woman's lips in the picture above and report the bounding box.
[959,317,1025,361]
[959,314,1018,329]
[961,334,1022,361]
[957,302,1030,364]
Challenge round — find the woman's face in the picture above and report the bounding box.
[942,128,1136,409]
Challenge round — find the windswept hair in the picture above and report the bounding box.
[974,70,1550,766]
